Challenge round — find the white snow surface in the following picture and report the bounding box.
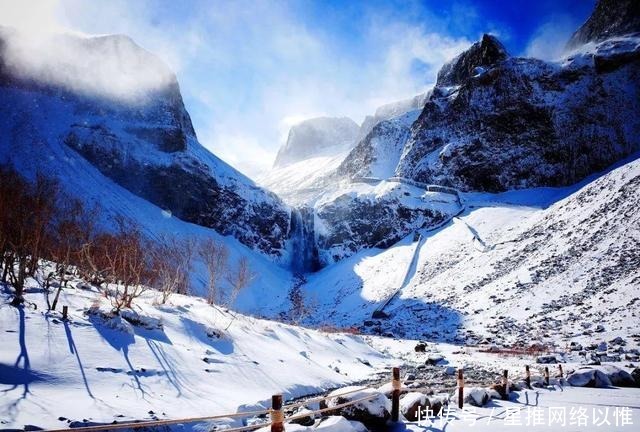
[258,153,351,206]
[0,275,392,429]
[295,156,640,348]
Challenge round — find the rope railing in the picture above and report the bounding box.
[283,385,370,410]
[284,394,381,423]
[41,363,568,432]
[41,413,268,432]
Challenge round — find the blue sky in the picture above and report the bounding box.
[1,0,595,177]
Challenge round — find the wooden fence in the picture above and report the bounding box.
[41,363,567,432]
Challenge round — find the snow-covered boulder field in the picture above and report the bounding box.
[567,365,637,388]
[0,272,392,429]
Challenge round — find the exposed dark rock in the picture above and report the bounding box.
[566,0,640,50]
[436,34,508,87]
[315,188,449,264]
[397,33,640,192]
[0,28,290,257]
[414,343,427,353]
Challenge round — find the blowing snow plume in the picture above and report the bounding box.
[0,26,175,104]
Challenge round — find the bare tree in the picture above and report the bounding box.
[199,238,229,305]
[80,217,153,313]
[48,197,95,310]
[223,256,255,330]
[152,236,194,304]
[224,256,254,307]
[0,167,59,306]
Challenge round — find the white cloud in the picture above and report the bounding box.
[0,0,472,178]
[525,15,578,60]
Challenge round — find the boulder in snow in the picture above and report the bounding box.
[325,387,390,428]
[315,416,368,432]
[400,392,427,421]
[536,355,557,364]
[463,387,490,407]
[567,367,613,387]
[426,354,445,365]
[289,408,316,426]
[632,368,640,387]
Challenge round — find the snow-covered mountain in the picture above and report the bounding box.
[337,109,421,180]
[296,155,640,347]
[0,27,290,258]
[357,93,428,142]
[396,32,640,192]
[273,117,359,169]
[263,4,640,264]
[566,0,640,49]
[2,1,640,429]
[261,95,428,205]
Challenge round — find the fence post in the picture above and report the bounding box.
[62,305,68,321]
[525,365,531,389]
[391,367,400,422]
[544,367,550,386]
[502,370,509,400]
[271,394,284,432]
[558,364,564,378]
[457,369,464,409]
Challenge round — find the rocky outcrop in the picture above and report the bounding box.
[0,28,290,257]
[357,92,427,140]
[566,0,640,50]
[436,34,508,87]
[396,33,640,192]
[314,182,459,264]
[325,387,390,429]
[273,117,359,168]
[338,110,420,180]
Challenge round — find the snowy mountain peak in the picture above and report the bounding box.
[273,116,359,168]
[435,33,508,87]
[566,0,640,50]
[0,26,177,104]
[0,28,291,258]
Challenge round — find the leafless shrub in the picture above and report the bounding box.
[0,166,60,306]
[151,236,194,304]
[199,238,229,305]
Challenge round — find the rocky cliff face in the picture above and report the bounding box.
[435,34,508,87]
[0,28,290,257]
[273,117,359,168]
[314,181,460,264]
[357,93,427,141]
[396,32,640,192]
[566,0,640,49]
[337,110,421,180]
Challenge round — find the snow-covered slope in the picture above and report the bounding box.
[357,93,427,142]
[0,272,391,429]
[258,153,349,206]
[295,157,640,348]
[338,110,421,180]
[0,27,290,258]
